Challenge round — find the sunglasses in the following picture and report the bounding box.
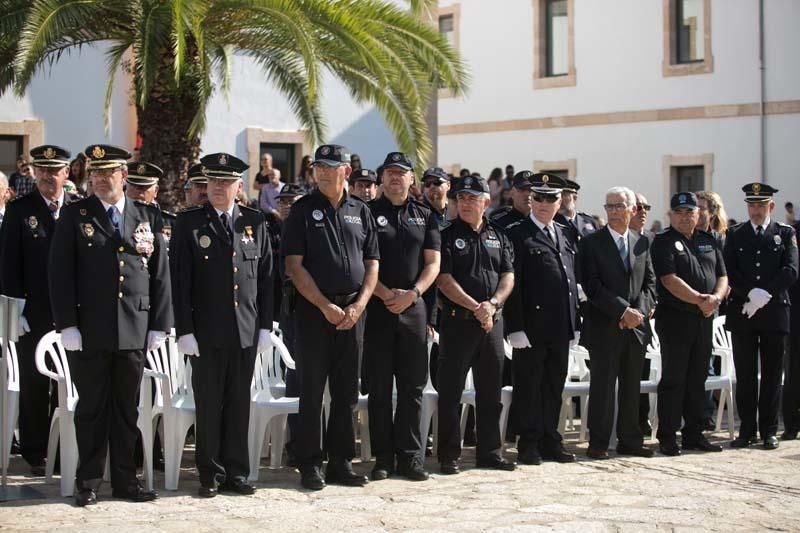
[637,203,652,212]
[423,180,445,188]
[533,194,559,204]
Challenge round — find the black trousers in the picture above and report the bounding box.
[363,299,428,463]
[68,349,144,490]
[16,327,56,466]
[587,332,645,450]
[513,340,569,455]
[192,344,256,487]
[655,308,712,444]
[731,330,785,439]
[294,296,364,467]
[437,315,504,462]
[783,326,800,432]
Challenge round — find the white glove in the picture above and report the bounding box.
[61,327,83,351]
[146,330,168,352]
[747,288,772,311]
[177,334,200,357]
[508,331,532,349]
[18,316,31,338]
[257,329,273,353]
[576,283,588,303]
[741,300,758,319]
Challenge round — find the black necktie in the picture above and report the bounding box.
[107,206,121,239]
[755,225,764,243]
[49,200,59,220]
[220,212,233,242]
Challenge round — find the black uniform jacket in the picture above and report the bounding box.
[170,202,273,350]
[49,195,173,351]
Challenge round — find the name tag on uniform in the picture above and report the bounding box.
[484,239,501,249]
[697,244,713,253]
[343,215,362,225]
[407,217,424,226]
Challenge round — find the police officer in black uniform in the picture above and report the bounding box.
[351,168,378,202]
[171,153,273,497]
[421,167,449,229]
[49,144,172,506]
[363,152,440,481]
[554,179,598,249]
[436,175,516,474]
[0,144,78,475]
[125,161,176,251]
[186,163,209,206]
[651,192,729,456]
[490,171,534,230]
[784,217,800,441]
[724,183,798,450]
[505,173,578,465]
[282,144,379,490]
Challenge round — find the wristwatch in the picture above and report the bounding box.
[412,285,422,298]
[489,296,501,308]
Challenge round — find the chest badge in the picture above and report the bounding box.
[674,241,684,252]
[27,216,38,229]
[455,238,466,250]
[199,235,211,248]
[377,215,388,227]
[162,226,172,243]
[312,209,324,221]
[82,223,95,238]
[242,225,254,245]
[80,209,87,216]
[773,235,782,245]
[133,222,155,257]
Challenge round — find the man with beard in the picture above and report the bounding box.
[490,171,534,230]
[555,179,598,250]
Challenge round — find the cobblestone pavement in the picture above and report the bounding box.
[1,431,799,532]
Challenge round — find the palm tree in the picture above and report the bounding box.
[1,0,467,209]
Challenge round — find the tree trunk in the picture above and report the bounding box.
[135,47,202,212]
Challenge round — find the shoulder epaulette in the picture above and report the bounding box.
[238,203,260,213]
[178,205,204,215]
[554,220,566,229]
[505,220,523,230]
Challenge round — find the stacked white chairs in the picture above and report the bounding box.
[2,339,20,471]
[560,345,591,442]
[419,331,440,457]
[247,334,299,481]
[709,315,736,438]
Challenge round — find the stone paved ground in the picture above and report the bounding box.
[1,431,799,532]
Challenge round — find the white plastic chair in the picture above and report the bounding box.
[560,346,591,442]
[709,315,736,438]
[146,334,196,491]
[419,330,440,457]
[35,331,79,497]
[247,335,299,481]
[2,339,20,471]
[321,382,371,462]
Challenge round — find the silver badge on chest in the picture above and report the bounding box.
[312,209,324,221]
[455,238,466,250]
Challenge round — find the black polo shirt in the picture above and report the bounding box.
[282,189,379,295]
[369,195,441,290]
[651,226,726,313]
[440,216,514,306]
[422,196,448,230]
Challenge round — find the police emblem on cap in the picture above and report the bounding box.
[312,209,324,221]
[542,175,549,183]
[675,241,684,252]
[362,170,369,177]
[43,147,56,159]
[137,164,147,175]
[377,215,388,227]
[774,235,782,245]
[752,183,761,194]
[392,153,401,161]
[463,177,472,186]
[199,235,211,248]
[27,216,38,229]
[679,194,686,203]
[455,238,466,250]
[92,146,105,158]
[218,154,228,165]
[320,146,330,156]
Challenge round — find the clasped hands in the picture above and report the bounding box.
[321,300,365,330]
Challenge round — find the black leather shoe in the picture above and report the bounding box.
[659,442,681,456]
[763,435,779,450]
[198,485,218,498]
[730,435,758,448]
[517,449,542,465]
[439,459,460,475]
[396,458,429,481]
[75,488,97,507]
[219,478,256,495]
[702,419,717,432]
[781,429,798,441]
[617,444,655,458]
[586,448,609,460]
[111,483,158,502]
[476,456,516,471]
[300,466,325,490]
[325,463,368,487]
[541,447,576,463]
[371,456,394,481]
[682,438,723,452]
[30,462,46,477]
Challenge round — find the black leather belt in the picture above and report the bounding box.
[325,291,359,307]
[443,304,502,322]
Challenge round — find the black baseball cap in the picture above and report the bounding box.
[313,144,351,167]
[671,191,698,210]
[277,183,306,199]
[381,151,414,171]
[353,168,377,183]
[454,174,489,196]
[512,170,534,189]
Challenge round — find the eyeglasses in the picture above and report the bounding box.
[636,203,651,212]
[423,181,445,188]
[604,203,629,212]
[533,194,559,204]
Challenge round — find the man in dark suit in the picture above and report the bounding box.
[783,219,800,441]
[0,144,78,475]
[554,179,598,250]
[579,186,656,459]
[723,183,798,450]
[171,153,273,497]
[49,144,172,506]
[505,173,578,465]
